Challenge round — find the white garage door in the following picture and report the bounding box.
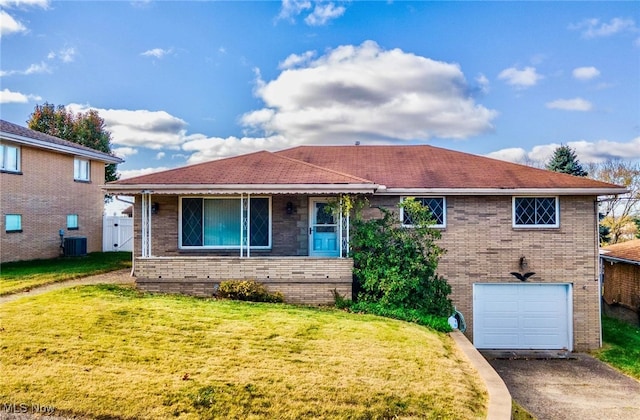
[473,283,572,350]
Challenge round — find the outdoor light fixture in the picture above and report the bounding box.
[151,202,159,214]
[286,201,296,215]
[510,256,535,281]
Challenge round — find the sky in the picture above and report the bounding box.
[1,0,639,198]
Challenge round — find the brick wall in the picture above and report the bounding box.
[1,145,105,262]
[368,195,601,351]
[134,256,353,305]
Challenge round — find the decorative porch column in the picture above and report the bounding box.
[140,192,152,258]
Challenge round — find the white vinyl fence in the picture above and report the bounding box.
[103,216,134,252]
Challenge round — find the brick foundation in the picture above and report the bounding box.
[134,256,353,305]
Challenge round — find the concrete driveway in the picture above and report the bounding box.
[484,352,640,420]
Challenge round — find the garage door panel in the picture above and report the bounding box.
[474,283,571,350]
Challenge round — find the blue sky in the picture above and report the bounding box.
[2,0,639,184]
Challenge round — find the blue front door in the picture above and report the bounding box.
[309,198,339,257]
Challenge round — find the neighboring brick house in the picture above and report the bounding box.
[600,239,640,325]
[1,119,123,263]
[105,145,626,351]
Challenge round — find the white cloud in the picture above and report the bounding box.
[570,17,637,39]
[0,61,51,76]
[118,166,173,180]
[278,0,345,26]
[0,0,49,7]
[304,2,345,26]
[67,103,190,150]
[141,48,173,59]
[475,73,490,94]
[498,66,543,89]
[48,47,77,63]
[0,88,41,103]
[182,134,295,164]
[112,146,138,159]
[279,50,316,70]
[0,0,49,38]
[0,9,26,37]
[546,97,593,111]
[572,66,600,81]
[155,152,165,160]
[277,0,312,22]
[242,41,497,144]
[488,137,640,165]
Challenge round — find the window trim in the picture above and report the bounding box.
[400,196,447,229]
[0,143,21,173]
[67,214,79,230]
[5,214,22,233]
[74,158,91,182]
[178,196,272,250]
[512,196,560,228]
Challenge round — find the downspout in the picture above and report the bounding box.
[595,197,603,348]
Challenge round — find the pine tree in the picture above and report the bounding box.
[546,145,588,177]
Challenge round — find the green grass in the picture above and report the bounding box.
[0,284,487,419]
[0,252,131,295]
[594,315,640,380]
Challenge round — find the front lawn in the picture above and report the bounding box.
[0,252,131,295]
[595,315,640,380]
[0,284,487,419]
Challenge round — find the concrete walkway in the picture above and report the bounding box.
[485,352,640,420]
[0,269,134,304]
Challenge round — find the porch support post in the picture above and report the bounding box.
[240,194,244,258]
[140,192,152,258]
[339,197,350,258]
[246,193,251,258]
[339,200,343,258]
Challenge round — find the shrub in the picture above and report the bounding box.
[350,198,453,317]
[217,280,284,303]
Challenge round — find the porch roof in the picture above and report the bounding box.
[105,150,377,194]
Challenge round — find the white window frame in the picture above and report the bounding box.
[512,196,560,228]
[67,214,79,230]
[0,143,20,173]
[5,214,22,232]
[400,196,446,229]
[178,196,272,250]
[74,158,90,181]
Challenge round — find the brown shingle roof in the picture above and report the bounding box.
[277,145,621,190]
[113,151,374,185]
[108,144,625,193]
[601,239,640,263]
[0,119,122,163]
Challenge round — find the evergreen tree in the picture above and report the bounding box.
[546,145,588,177]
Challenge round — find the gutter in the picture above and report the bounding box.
[600,255,640,266]
[368,187,628,196]
[103,183,378,195]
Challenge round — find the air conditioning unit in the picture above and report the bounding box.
[64,237,87,257]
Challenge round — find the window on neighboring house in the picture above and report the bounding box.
[513,197,559,227]
[74,158,90,181]
[67,214,79,230]
[0,143,20,173]
[400,197,446,228]
[5,214,22,232]
[180,197,271,248]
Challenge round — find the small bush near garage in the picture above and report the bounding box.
[217,280,284,303]
[343,198,454,327]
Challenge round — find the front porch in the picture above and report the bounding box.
[134,256,354,304]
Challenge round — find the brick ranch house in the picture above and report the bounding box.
[600,239,640,325]
[105,145,626,351]
[1,119,123,263]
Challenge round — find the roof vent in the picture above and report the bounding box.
[355,141,360,146]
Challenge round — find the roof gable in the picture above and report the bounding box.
[0,119,122,164]
[113,150,374,185]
